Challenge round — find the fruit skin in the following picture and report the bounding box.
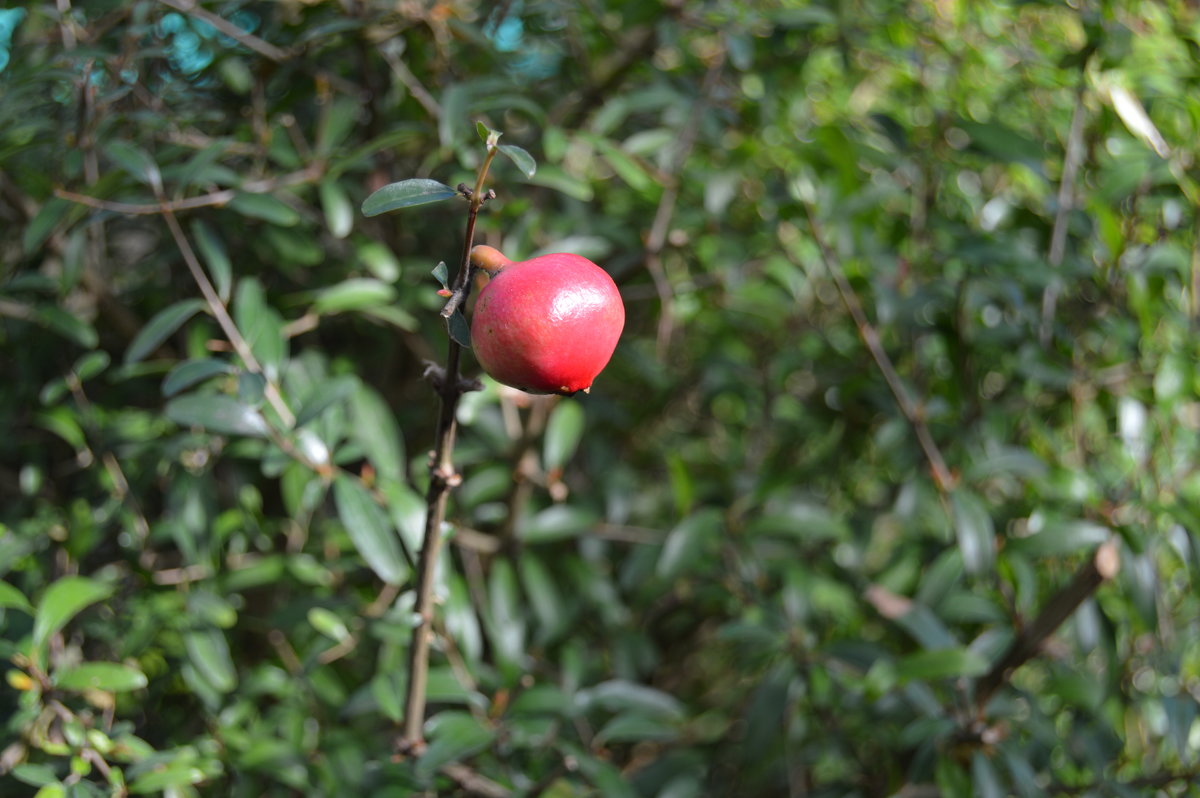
[469,248,624,395]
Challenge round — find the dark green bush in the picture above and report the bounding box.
[2,1,1199,796]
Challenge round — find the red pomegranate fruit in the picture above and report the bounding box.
[468,245,624,395]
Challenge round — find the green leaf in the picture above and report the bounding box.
[354,241,400,282]
[165,394,269,437]
[349,384,405,483]
[33,576,114,655]
[417,711,495,776]
[595,714,679,744]
[577,680,685,720]
[1006,520,1110,558]
[0,580,32,614]
[432,261,449,288]
[951,491,995,575]
[23,198,72,255]
[228,192,300,226]
[312,278,397,315]
[295,374,358,428]
[543,399,584,470]
[191,220,232,303]
[124,299,205,365]
[128,762,207,794]
[498,143,537,178]
[233,278,286,375]
[55,662,148,692]
[971,752,1004,798]
[319,180,354,239]
[162,359,233,397]
[657,508,722,581]
[74,350,111,382]
[485,558,525,669]
[361,179,458,217]
[520,505,599,543]
[894,648,987,683]
[332,474,408,584]
[35,306,97,348]
[184,628,237,693]
[307,607,350,643]
[104,140,161,190]
[12,763,57,787]
[520,554,565,643]
[445,308,471,347]
[476,120,493,143]
[526,165,593,201]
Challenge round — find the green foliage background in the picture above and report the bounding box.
[3,0,1200,795]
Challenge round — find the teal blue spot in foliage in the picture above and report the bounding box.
[157,11,186,35]
[0,7,26,74]
[492,16,524,52]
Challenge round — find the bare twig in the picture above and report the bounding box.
[498,395,555,547]
[441,762,511,798]
[1040,86,1088,345]
[801,205,956,492]
[55,164,323,216]
[1048,765,1200,796]
[399,145,498,753]
[379,45,442,120]
[644,56,724,359]
[156,0,290,62]
[157,204,297,429]
[975,541,1119,711]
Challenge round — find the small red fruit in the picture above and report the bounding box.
[469,245,624,395]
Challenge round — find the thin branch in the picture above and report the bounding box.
[643,56,724,359]
[441,762,511,798]
[399,147,498,754]
[975,541,1120,712]
[156,0,290,62]
[157,204,297,429]
[380,45,442,120]
[54,164,323,216]
[1040,86,1088,345]
[801,204,956,492]
[498,396,555,547]
[1049,766,1200,796]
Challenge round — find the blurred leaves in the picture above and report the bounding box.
[4,1,1200,796]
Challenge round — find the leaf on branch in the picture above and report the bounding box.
[361,179,458,217]
[162,359,233,397]
[228,192,300,226]
[191,220,232,303]
[32,576,114,656]
[431,261,449,289]
[125,298,206,365]
[165,394,270,437]
[332,474,409,585]
[498,144,537,178]
[54,662,148,693]
[446,308,471,348]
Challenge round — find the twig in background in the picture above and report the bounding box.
[156,0,289,63]
[801,203,956,492]
[1040,86,1088,345]
[644,55,724,360]
[974,540,1119,712]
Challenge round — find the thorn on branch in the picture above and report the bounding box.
[422,361,483,397]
